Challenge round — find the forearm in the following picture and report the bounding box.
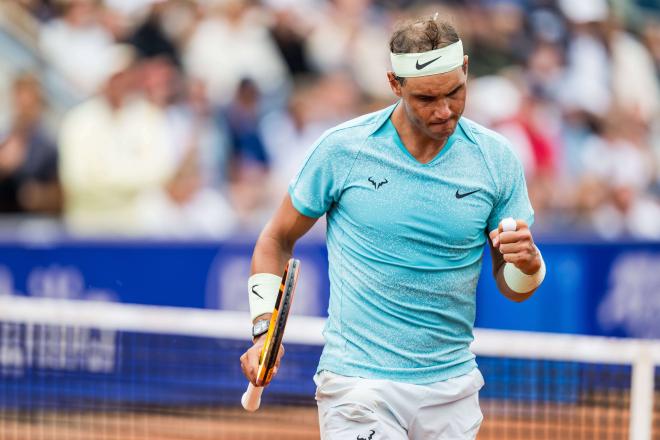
[249,231,289,324]
[251,225,294,276]
[248,196,318,324]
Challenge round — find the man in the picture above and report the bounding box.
[58,45,175,235]
[0,74,59,214]
[240,15,546,439]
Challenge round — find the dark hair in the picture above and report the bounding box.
[389,15,460,85]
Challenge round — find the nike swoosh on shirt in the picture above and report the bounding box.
[415,56,442,70]
[455,189,481,199]
[251,285,264,299]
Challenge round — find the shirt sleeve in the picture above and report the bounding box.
[487,144,535,233]
[287,133,353,218]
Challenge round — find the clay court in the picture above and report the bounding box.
[1,396,659,440]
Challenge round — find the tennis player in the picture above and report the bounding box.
[240,14,546,439]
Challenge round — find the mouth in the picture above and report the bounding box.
[429,120,453,129]
[430,118,452,125]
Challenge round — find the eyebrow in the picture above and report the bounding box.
[413,83,464,99]
[446,83,464,96]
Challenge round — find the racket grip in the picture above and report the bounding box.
[241,382,263,412]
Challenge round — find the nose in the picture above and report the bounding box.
[433,99,451,120]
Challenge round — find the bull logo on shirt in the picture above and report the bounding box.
[368,177,388,190]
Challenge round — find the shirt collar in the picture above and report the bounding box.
[368,100,479,146]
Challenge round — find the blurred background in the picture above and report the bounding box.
[0,1,659,438]
[0,0,659,240]
[0,0,659,333]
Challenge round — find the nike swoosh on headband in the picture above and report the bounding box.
[415,56,442,70]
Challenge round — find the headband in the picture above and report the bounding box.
[390,40,464,78]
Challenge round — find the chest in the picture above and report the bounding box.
[336,139,496,247]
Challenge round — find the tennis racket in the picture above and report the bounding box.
[241,258,301,412]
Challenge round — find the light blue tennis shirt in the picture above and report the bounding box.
[288,103,534,384]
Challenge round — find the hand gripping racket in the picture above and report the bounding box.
[241,258,300,411]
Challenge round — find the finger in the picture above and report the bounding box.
[499,241,533,255]
[498,217,515,233]
[503,252,527,264]
[240,352,256,384]
[496,217,518,246]
[498,218,529,233]
[247,347,263,385]
[274,344,285,369]
[515,219,529,230]
[499,229,531,245]
[488,229,499,248]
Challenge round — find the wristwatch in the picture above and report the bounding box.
[252,319,270,340]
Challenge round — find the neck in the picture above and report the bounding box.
[390,105,450,164]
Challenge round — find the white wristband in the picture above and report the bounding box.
[503,255,546,294]
[248,273,281,321]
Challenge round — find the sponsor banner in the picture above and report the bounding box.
[0,239,658,338]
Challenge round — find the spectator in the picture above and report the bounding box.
[464,1,529,77]
[58,45,175,235]
[226,78,270,170]
[580,113,660,239]
[183,0,289,105]
[304,0,392,99]
[260,77,331,191]
[0,74,60,214]
[267,4,315,76]
[1,0,658,240]
[39,0,116,98]
[225,78,274,230]
[133,56,238,238]
[128,2,181,64]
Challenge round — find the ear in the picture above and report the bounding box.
[387,71,403,98]
[462,55,469,76]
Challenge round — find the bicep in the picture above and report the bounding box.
[266,194,320,249]
[251,194,319,274]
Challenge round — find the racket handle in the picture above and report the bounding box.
[241,382,263,412]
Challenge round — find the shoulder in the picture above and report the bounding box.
[459,117,518,162]
[309,106,392,156]
[322,107,392,144]
[62,98,106,127]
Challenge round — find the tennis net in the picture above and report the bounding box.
[0,296,658,440]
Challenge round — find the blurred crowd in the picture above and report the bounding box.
[1,0,660,240]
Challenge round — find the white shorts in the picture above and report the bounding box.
[314,368,484,440]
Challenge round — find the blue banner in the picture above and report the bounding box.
[0,238,659,338]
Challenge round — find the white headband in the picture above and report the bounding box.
[390,40,464,78]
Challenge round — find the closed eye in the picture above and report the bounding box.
[447,84,464,97]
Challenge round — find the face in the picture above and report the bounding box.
[388,57,468,141]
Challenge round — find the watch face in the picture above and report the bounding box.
[252,320,270,337]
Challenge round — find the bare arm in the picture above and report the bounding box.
[241,194,319,386]
[488,220,542,302]
[250,194,319,322]
[251,195,318,278]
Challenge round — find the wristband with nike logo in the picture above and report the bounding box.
[248,273,281,321]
